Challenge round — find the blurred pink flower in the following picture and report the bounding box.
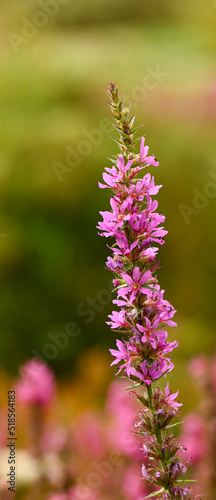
[188,356,208,379]
[16,359,56,406]
[71,412,105,459]
[181,413,208,464]
[106,380,142,460]
[48,495,68,500]
[212,355,216,393]
[41,427,67,453]
[69,486,99,500]
[122,464,148,500]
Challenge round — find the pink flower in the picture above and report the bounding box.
[110,339,134,376]
[139,246,159,262]
[106,255,123,272]
[126,175,162,203]
[146,218,168,244]
[113,232,139,257]
[139,137,159,167]
[164,383,182,412]
[136,317,162,348]
[153,332,178,357]
[98,155,132,189]
[117,267,153,301]
[141,463,150,479]
[128,360,163,385]
[98,197,132,237]
[107,309,131,330]
[110,339,129,366]
[128,211,146,232]
[16,359,56,406]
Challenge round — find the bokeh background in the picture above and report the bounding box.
[0,2,216,494]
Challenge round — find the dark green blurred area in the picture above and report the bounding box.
[0,0,216,386]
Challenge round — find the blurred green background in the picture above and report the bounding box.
[0,0,216,406]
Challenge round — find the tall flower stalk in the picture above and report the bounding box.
[97,83,196,500]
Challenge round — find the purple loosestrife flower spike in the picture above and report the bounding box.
[98,83,196,500]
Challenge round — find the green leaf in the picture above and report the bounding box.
[110,135,124,146]
[133,137,142,146]
[107,156,117,165]
[128,114,136,127]
[141,284,158,292]
[112,124,124,133]
[176,480,196,484]
[111,329,132,334]
[122,382,142,391]
[131,308,142,318]
[124,262,133,272]
[133,124,144,135]
[106,101,116,109]
[136,394,149,407]
[166,421,184,429]
[164,457,179,464]
[145,488,165,498]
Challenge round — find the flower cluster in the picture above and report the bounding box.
[98,83,195,499]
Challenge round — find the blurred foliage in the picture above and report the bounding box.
[0,0,215,381]
[0,352,206,498]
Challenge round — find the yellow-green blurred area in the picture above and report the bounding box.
[0,0,216,409]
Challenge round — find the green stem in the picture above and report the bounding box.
[146,383,153,409]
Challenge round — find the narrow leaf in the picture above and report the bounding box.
[164,457,179,464]
[141,284,159,292]
[111,329,132,335]
[136,394,149,406]
[176,480,196,484]
[133,124,144,135]
[124,263,133,272]
[145,488,165,498]
[166,421,184,429]
[133,137,143,146]
[110,136,123,146]
[128,114,136,127]
[112,123,124,132]
[107,156,117,165]
[123,382,142,391]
